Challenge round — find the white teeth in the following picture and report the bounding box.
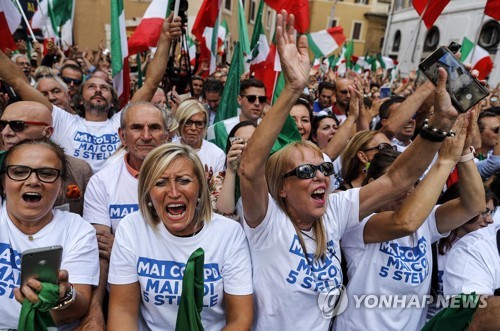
[24,192,41,197]
[167,203,184,207]
[313,189,325,195]
[166,210,186,219]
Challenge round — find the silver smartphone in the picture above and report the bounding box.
[20,245,62,286]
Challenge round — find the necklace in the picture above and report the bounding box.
[28,235,34,241]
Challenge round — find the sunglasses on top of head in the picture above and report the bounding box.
[363,143,397,153]
[283,162,334,179]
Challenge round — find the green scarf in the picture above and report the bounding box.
[422,293,480,331]
[18,282,59,331]
[175,248,205,331]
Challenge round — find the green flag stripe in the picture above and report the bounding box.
[111,0,124,75]
[306,35,324,58]
[213,122,230,151]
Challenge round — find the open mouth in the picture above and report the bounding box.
[166,203,187,219]
[22,192,42,203]
[311,188,326,201]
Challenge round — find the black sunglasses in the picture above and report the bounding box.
[363,143,397,153]
[241,95,267,103]
[283,162,334,179]
[5,165,61,183]
[0,120,50,132]
[61,76,83,85]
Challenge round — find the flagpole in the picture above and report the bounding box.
[14,0,37,42]
[389,0,429,88]
[469,12,485,66]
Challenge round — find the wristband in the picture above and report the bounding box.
[419,119,456,142]
[52,284,76,310]
[459,146,476,163]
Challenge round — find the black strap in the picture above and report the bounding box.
[430,242,439,299]
[495,230,500,296]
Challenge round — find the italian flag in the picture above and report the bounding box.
[249,0,270,69]
[461,37,493,81]
[127,0,171,55]
[192,0,221,76]
[238,0,251,57]
[31,0,75,49]
[0,0,21,52]
[111,0,130,108]
[264,0,309,33]
[306,27,346,58]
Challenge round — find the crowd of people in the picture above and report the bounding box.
[0,10,499,331]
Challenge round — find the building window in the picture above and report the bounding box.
[352,22,363,41]
[392,30,401,52]
[394,0,404,10]
[423,26,439,52]
[224,0,232,11]
[249,0,256,24]
[479,20,500,54]
[328,18,338,28]
[355,0,369,4]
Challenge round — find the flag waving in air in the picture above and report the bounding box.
[111,0,130,108]
[306,27,346,58]
[127,0,171,55]
[192,0,222,75]
[484,0,500,20]
[0,1,21,52]
[264,0,309,33]
[461,37,493,81]
[412,0,450,29]
[249,0,270,75]
[31,0,75,49]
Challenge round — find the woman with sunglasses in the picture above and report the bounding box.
[337,130,396,191]
[334,116,485,329]
[239,11,465,330]
[0,138,98,329]
[174,99,226,176]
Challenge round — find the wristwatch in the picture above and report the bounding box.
[52,284,76,310]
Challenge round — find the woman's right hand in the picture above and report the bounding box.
[226,139,245,172]
[437,113,469,164]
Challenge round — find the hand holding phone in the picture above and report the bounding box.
[20,245,62,286]
[419,46,489,113]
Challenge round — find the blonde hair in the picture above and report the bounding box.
[174,99,207,130]
[266,141,327,259]
[138,143,212,230]
[341,130,378,183]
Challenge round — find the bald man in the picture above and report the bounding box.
[332,78,354,123]
[1,101,93,215]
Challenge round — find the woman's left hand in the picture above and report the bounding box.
[14,270,72,305]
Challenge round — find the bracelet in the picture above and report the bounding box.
[459,146,476,163]
[52,284,76,311]
[419,119,456,142]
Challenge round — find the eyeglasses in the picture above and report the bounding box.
[363,143,397,153]
[481,208,495,217]
[61,76,83,85]
[184,119,206,129]
[241,95,267,103]
[5,165,61,183]
[0,120,50,132]
[283,162,334,179]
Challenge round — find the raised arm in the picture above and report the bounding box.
[239,11,309,227]
[359,68,459,219]
[435,107,486,233]
[363,115,468,243]
[322,83,361,160]
[131,14,182,102]
[0,50,53,110]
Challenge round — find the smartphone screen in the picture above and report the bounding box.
[21,246,62,286]
[419,47,489,113]
[379,87,391,99]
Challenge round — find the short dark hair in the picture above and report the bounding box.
[240,78,265,94]
[312,114,339,140]
[478,111,498,132]
[225,120,257,154]
[362,149,401,185]
[203,78,223,96]
[192,75,204,83]
[318,81,335,95]
[379,96,406,120]
[61,64,84,78]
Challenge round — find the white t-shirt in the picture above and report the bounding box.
[443,224,500,296]
[108,211,253,331]
[0,204,99,330]
[83,156,138,233]
[51,105,121,173]
[334,206,446,331]
[197,140,226,175]
[243,189,360,331]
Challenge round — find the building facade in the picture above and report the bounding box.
[382,0,499,85]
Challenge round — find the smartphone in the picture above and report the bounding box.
[419,46,490,113]
[20,245,62,286]
[380,86,391,99]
